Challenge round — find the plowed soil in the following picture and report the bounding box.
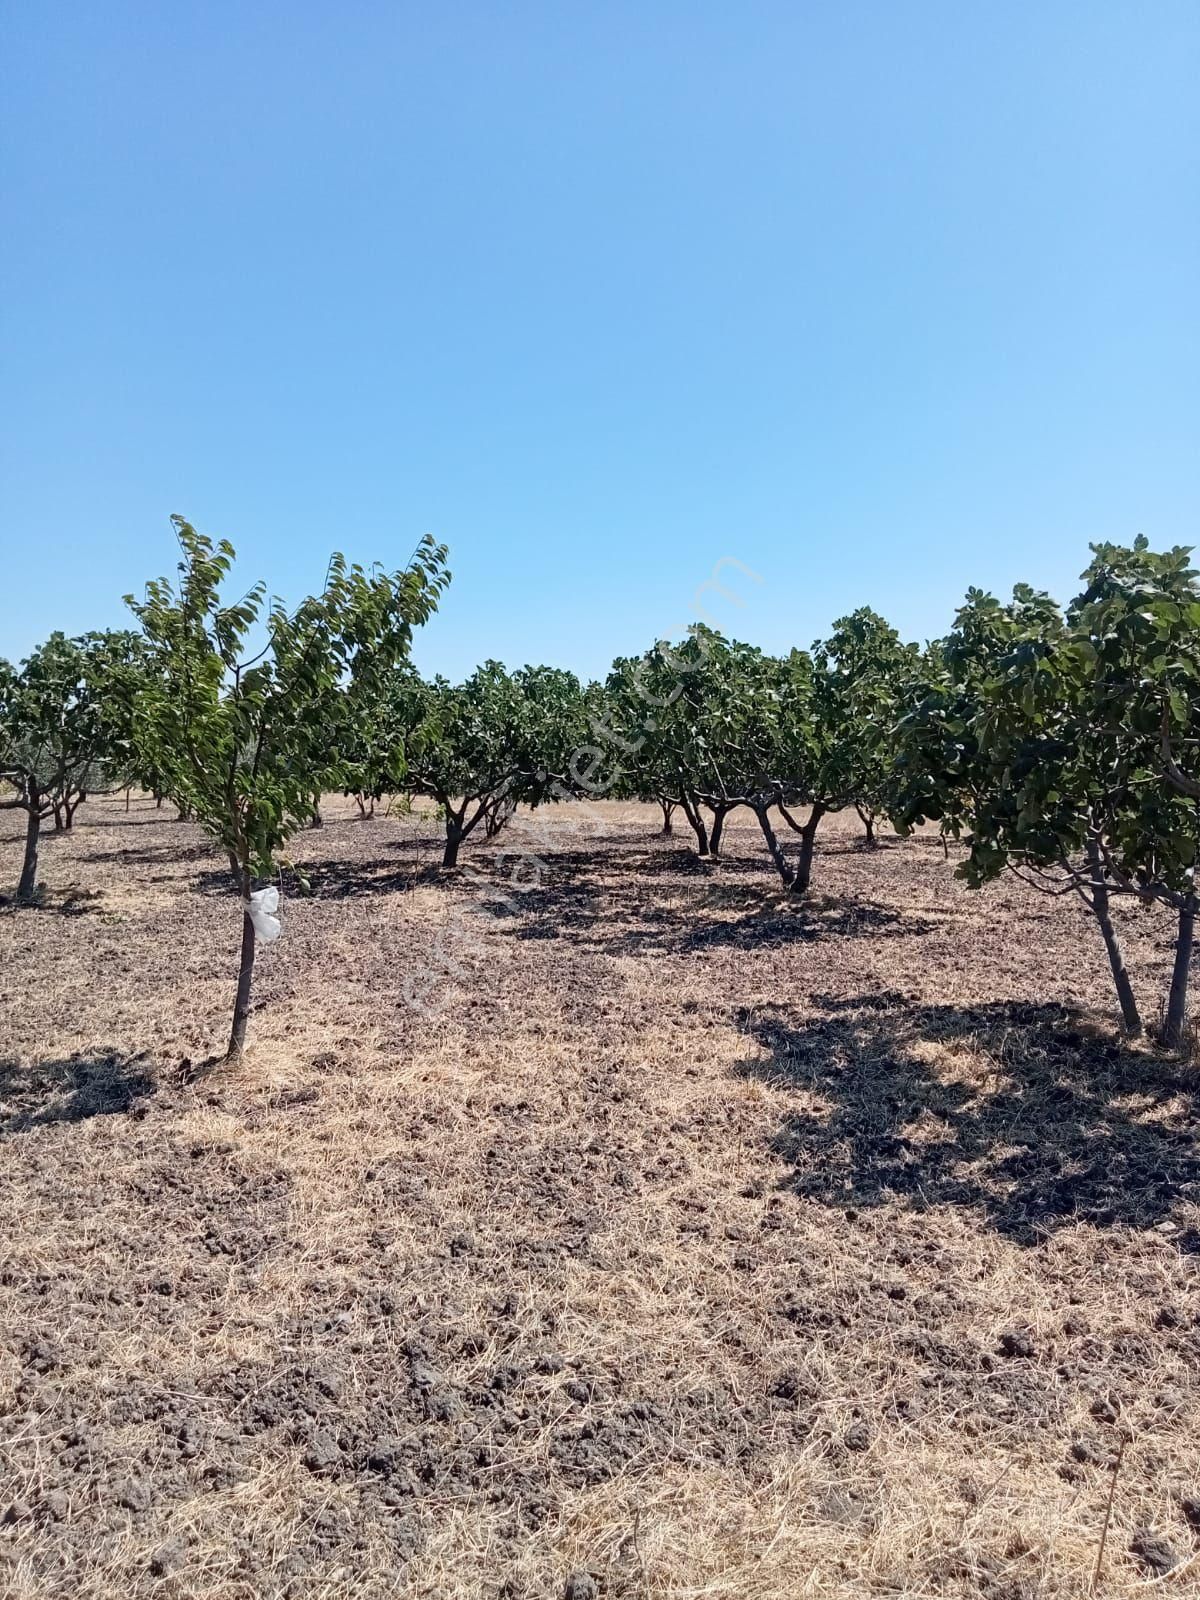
[1,796,1197,1598]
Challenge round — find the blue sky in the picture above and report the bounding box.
[2,1,1196,682]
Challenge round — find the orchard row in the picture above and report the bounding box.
[3,520,1198,1058]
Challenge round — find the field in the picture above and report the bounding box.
[1,795,1198,1599]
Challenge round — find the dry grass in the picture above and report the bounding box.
[0,795,1197,1599]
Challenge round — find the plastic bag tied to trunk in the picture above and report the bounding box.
[243,884,282,943]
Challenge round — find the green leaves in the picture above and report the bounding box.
[809,607,919,815]
[0,629,134,804]
[890,539,1200,913]
[596,612,915,871]
[407,660,591,811]
[126,519,450,880]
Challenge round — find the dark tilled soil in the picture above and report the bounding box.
[1,797,1197,1598]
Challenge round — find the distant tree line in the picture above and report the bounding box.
[4,520,1199,1058]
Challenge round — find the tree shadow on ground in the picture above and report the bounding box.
[216,836,936,951]
[188,853,449,900]
[821,835,903,857]
[410,828,784,881]
[289,857,447,899]
[509,882,927,955]
[0,885,106,917]
[0,1050,157,1138]
[83,838,219,869]
[470,846,934,954]
[183,832,701,901]
[734,994,1200,1245]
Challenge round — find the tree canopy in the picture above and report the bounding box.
[125,516,450,1058]
[0,629,136,900]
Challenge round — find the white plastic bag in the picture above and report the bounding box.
[243,884,282,943]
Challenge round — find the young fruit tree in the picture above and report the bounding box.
[892,544,1200,1046]
[599,629,796,863]
[888,584,1064,853]
[126,517,450,1062]
[1068,537,1200,1046]
[336,661,426,820]
[88,630,177,811]
[607,624,844,893]
[724,641,836,890]
[681,631,812,877]
[739,611,917,892]
[405,661,589,867]
[806,608,920,848]
[597,644,718,858]
[889,583,1145,1015]
[0,631,132,902]
[601,615,913,892]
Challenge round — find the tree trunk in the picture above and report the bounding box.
[679,795,709,858]
[17,800,40,903]
[1163,894,1195,1050]
[753,804,794,888]
[1085,842,1141,1037]
[793,804,826,892]
[855,804,876,845]
[484,800,513,839]
[53,804,66,833]
[226,870,257,1063]
[708,805,731,859]
[309,793,323,829]
[125,786,133,812]
[659,799,675,835]
[443,816,463,868]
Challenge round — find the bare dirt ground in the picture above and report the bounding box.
[1,796,1198,1599]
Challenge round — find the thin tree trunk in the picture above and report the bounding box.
[17,800,40,902]
[1163,894,1195,1050]
[658,798,675,835]
[53,804,65,833]
[708,805,731,859]
[125,786,132,812]
[484,799,513,839]
[309,793,323,829]
[679,794,709,858]
[443,816,463,868]
[753,804,794,888]
[855,803,876,845]
[794,804,826,892]
[227,869,257,1063]
[1085,841,1142,1037]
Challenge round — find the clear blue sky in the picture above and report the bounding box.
[2,2,1196,682]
